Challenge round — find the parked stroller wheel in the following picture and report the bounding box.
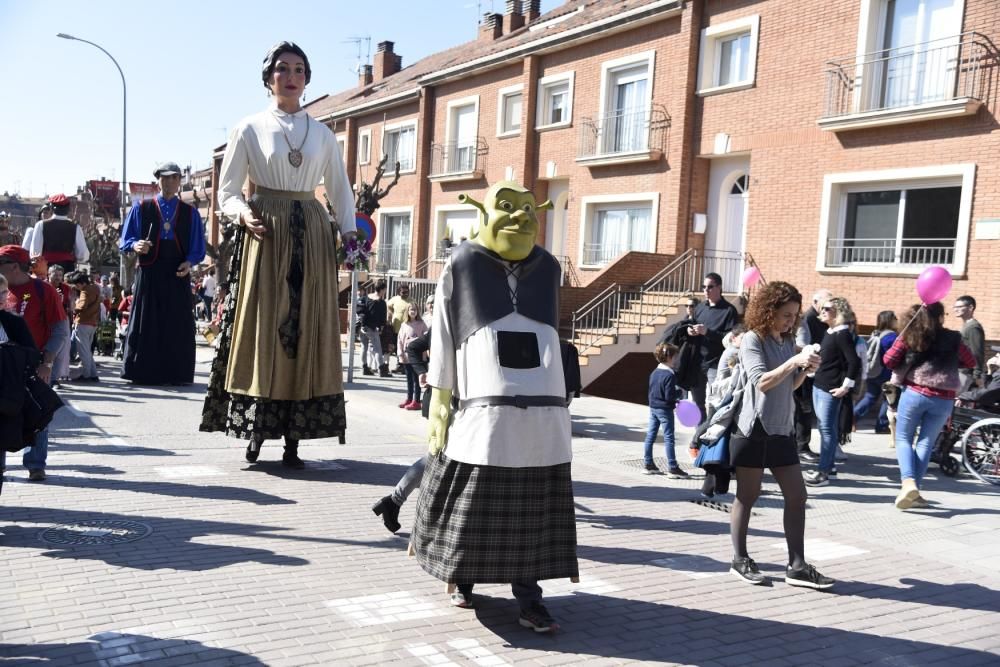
[939,455,960,477]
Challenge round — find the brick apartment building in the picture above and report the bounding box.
[208,0,1000,342]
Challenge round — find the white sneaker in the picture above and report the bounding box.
[835,445,848,462]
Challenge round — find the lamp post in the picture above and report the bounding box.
[56,33,127,281]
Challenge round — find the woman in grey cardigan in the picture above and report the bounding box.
[729,281,834,590]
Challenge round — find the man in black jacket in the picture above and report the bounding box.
[794,288,832,461]
[361,279,389,377]
[688,272,738,420]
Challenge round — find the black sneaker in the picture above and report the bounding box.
[785,563,834,590]
[798,449,819,462]
[643,462,660,475]
[371,495,401,533]
[730,557,766,585]
[667,467,690,479]
[828,467,838,477]
[518,602,557,633]
[804,471,829,487]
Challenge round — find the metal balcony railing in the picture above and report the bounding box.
[822,31,993,118]
[578,104,670,159]
[429,137,488,177]
[374,243,411,273]
[825,237,957,266]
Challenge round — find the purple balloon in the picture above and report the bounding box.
[915,265,952,304]
[675,399,702,427]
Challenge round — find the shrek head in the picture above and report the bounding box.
[459,181,553,261]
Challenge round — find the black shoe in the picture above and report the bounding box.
[362,365,374,376]
[378,365,391,378]
[245,438,262,463]
[786,563,834,590]
[450,590,474,608]
[874,427,891,434]
[798,449,819,462]
[667,466,690,479]
[372,495,402,533]
[643,462,660,475]
[828,467,838,477]
[730,556,766,585]
[282,454,305,469]
[518,602,557,633]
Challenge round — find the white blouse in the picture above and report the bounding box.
[217,102,356,235]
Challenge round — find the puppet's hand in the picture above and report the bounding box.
[427,387,453,455]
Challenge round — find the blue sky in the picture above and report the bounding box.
[0,0,560,198]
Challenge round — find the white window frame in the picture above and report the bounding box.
[496,84,524,138]
[816,163,975,276]
[358,128,372,165]
[851,0,966,114]
[433,204,480,260]
[596,50,656,154]
[577,192,660,269]
[376,205,414,273]
[443,95,480,173]
[381,119,419,174]
[336,135,347,166]
[697,15,760,96]
[535,71,575,130]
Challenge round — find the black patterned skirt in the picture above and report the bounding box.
[411,454,579,583]
[199,194,346,443]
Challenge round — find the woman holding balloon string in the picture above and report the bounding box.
[884,302,976,510]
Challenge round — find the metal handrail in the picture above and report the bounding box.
[822,31,992,118]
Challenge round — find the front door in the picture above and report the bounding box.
[705,157,750,291]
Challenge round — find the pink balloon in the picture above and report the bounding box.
[675,399,702,427]
[915,265,952,304]
[742,266,762,288]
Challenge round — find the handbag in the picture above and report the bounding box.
[21,374,64,447]
[694,431,730,468]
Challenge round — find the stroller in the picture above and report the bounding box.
[95,319,117,357]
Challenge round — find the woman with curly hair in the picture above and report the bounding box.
[729,281,833,589]
[884,302,976,509]
[804,296,861,488]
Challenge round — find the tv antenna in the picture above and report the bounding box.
[342,36,371,75]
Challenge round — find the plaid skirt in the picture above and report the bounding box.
[411,454,578,584]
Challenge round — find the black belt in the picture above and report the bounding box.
[458,395,567,410]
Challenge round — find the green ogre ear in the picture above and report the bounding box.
[535,199,554,212]
[458,194,487,239]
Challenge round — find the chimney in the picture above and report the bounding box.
[479,12,502,41]
[525,0,541,22]
[373,41,402,82]
[503,0,525,33]
[358,64,373,87]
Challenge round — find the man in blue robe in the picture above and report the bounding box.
[119,162,206,384]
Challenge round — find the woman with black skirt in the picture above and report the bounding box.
[729,281,834,589]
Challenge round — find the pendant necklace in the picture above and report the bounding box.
[153,196,178,234]
[274,111,309,168]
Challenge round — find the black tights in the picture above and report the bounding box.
[730,464,808,569]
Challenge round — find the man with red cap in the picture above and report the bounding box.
[0,244,70,481]
[28,194,90,273]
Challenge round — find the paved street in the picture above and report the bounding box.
[2,344,999,666]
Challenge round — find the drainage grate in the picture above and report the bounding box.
[39,520,152,546]
[689,498,734,513]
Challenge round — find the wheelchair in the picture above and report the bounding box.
[933,386,1000,485]
[95,319,117,357]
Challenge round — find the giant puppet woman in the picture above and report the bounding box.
[410,181,577,633]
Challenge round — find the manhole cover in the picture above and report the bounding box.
[39,520,152,546]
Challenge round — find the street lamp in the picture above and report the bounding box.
[56,32,127,280]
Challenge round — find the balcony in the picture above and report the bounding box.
[428,137,488,182]
[819,32,994,132]
[825,237,956,268]
[576,105,669,167]
[374,243,411,273]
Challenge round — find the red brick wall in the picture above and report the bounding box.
[697,0,1000,335]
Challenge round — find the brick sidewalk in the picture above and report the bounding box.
[1,349,999,666]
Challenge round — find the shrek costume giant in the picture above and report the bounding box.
[411,181,577,633]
